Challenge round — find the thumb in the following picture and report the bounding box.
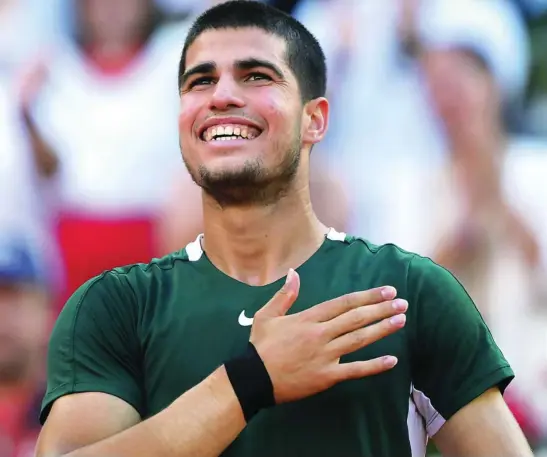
[260,268,300,318]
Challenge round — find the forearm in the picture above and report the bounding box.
[64,367,246,457]
[21,109,59,177]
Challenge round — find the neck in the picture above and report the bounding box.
[86,39,142,67]
[201,170,328,286]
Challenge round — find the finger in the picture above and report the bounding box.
[258,269,300,318]
[17,59,50,104]
[304,286,397,322]
[333,355,398,382]
[327,314,406,358]
[324,299,408,339]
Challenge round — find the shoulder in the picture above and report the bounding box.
[110,247,195,288]
[109,248,191,280]
[61,249,192,315]
[343,234,418,268]
[343,234,462,297]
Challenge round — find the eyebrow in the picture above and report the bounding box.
[180,61,216,88]
[180,58,285,88]
[234,58,284,80]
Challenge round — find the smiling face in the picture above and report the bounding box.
[178,27,327,207]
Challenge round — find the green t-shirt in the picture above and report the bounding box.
[42,229,513,457]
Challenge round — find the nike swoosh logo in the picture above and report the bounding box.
[238,310,254,327]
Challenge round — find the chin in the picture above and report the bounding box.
[205,155,262,173]
[194,143,267,176]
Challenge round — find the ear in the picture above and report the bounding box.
[301,97,329,145]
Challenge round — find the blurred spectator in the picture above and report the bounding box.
[0,239,51,457]
[294,0,535,243]
[383,0,547,445]
[385,0,534,254]
[26,0,187,312]
[295,0,450,244]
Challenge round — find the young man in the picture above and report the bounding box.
[36,2,533,457]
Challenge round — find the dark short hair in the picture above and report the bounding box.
[178,0,326,102]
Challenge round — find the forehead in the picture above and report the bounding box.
[185,28,288,71]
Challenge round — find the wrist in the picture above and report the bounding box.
[224,342,276,423]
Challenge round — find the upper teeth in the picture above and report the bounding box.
[203,124,260,141]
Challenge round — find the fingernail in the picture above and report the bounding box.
[285,268,294,284]
[392,299,408,311]
[381,286,396,299]
[383,356,398,368]
[390,314,406,326]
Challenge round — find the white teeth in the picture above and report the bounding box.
[202,123,261,142]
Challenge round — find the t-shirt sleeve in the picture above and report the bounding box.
[40,271,144,424]
[407,254,514,435]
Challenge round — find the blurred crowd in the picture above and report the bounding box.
[0,0,546,456]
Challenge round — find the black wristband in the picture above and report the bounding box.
[225,342,276,422]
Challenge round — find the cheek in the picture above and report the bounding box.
[178,99,199,142]
[177,111,190,141]
[259,95,296,134]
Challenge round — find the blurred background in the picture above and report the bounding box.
[0,0,546,455]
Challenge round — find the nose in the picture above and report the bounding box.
[208,75,245,111]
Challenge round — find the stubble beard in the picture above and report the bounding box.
[184,134,302,208]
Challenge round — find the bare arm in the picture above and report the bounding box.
[36,393,141,455]
[37,366,246,457]
[22,109,59,178]
[432,388,533,457]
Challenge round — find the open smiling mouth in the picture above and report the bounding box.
[200,124,263,142]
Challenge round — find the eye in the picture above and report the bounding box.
[188,77,215,89]
[246,72,271,82]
